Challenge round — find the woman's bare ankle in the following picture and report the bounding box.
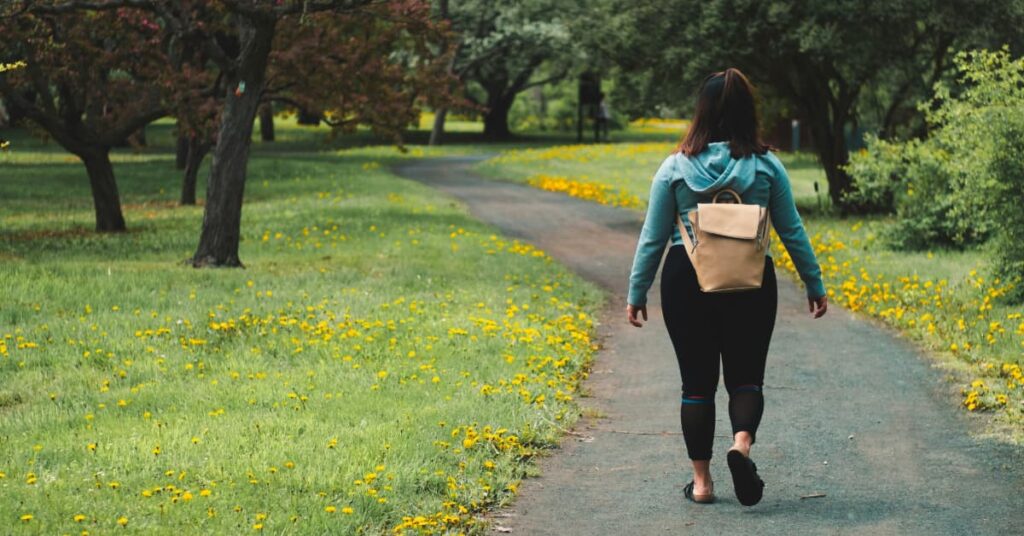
[691,460,713,492]
[731,431,753,457]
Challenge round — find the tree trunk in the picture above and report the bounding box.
[535,86,547,130]
[81,149,127,232]
[483,92,513,140]
[175,134,189,169]
[191,17,276,268]
[808,120,853,210]
[181,137,211,206]
[258,103,275,142]
[429,0,451,147]
[429,108,448,146]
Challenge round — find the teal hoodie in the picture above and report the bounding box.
[627,141,826,305]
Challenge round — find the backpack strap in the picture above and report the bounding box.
[677,210,698,254]
[669,168,699,253]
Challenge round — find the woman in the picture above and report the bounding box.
[625,68,828,507]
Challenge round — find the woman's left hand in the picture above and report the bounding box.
[626,304,647,327]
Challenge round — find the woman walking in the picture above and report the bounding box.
[625,68,828,506]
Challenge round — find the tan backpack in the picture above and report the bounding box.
[676,188,771,292]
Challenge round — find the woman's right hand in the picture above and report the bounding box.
[808,294,828,318]
[627,303,647,327]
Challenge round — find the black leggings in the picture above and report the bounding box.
[660,245,778,460]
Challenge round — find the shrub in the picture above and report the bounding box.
[845,47,1024,266]
[988,116,1024,300]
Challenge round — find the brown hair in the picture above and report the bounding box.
[677,68,770,158]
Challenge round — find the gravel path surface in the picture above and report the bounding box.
[394,157,1023,536]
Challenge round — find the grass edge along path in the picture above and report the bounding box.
[0,145,605,534]
[476,143,1024,444]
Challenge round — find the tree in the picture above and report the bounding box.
[0,60,27,149]
[258,103,274,142]
[268,5,456,144]
[27,0,455,265]
[445,0,578,140]
[184,0,453,267]
[161,47,223,206]
[609,0,1024,210]
[427,0,453,146]
[0,7,167,231]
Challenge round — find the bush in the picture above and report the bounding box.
[845,47,1024,267]
[988,117,1024,299]
[847,137,991,249]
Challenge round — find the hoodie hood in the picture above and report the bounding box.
[675,141,757,195]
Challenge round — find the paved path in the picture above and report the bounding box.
[394,157,1024,536]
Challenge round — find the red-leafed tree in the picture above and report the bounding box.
[269,2,456,142]
[162,49,222,206]
[46,0,454,267]
[9,0,456,257]
[166,1,458,208]
[167,0,458,268]
[0,6,167,231]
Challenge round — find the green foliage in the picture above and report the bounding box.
[449,0,584,136]
[988,112,1024,299]
[603,0,1024,206]
[847,47,1024,296]
[507,80,578,132]
[845,136,988,249]
[506,78,626,133]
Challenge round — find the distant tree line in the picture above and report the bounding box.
[601,0,1024,211]
[5,0,1024,265]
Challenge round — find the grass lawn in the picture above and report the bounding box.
[476,140,1024,442]
[0,121,605,534]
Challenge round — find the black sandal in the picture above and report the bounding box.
[727,449,764,506]
[683,479,715,503]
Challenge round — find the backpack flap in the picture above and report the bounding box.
[695,203,765,240]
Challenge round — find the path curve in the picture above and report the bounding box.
[394,157,1024,536]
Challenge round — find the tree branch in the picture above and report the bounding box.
[518,68,569,92]
[102,106,167,146]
